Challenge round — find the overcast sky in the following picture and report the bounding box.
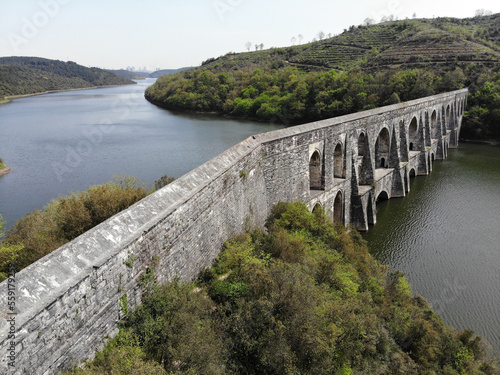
[1,0,499,71]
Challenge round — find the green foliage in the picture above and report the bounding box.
[153,174,175,191]
[73,202,498,374]
[64,330,166,375]
[463,69,500,140]
[0,176,147,281]
[125,281,227,374]
[0,215,23,280]
[146,14,500,140]
[0,157,6,169]
[0,57,135,97]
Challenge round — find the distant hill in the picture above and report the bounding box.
[0,57,135,98]
[149,67,192,78]
[198,15,500,72]
[146,14,500,141]
[106,69,150,80]
[106,67,193,80]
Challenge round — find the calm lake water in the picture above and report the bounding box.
[0,79,284,229]
[0,80,499,354]
[363,143,500,354]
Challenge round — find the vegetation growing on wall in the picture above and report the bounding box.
[65,202,499,375]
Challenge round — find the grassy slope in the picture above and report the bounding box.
[0,57,135,97]
[198,15,500,72]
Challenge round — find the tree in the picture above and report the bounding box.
[245,41,252,52]
[364,17,375,26]
[475,9,492,17]
[0,214,24,280]
[291,36,296,45]
[259,43,264,50]
[317,30,325,40]
[298,34,303,44]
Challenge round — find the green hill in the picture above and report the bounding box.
[197,15,500,72]
[0,57,135,98]
[145,14,500,141]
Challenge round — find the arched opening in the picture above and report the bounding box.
[409,168,416,178]
[333,191,343,224]
[357,133,366,180]
[424,112,431,146]
[333,142,344,178]
[312,203,322,214]
[446,105,451,130]
[375,128,390,168]
[309,151,323,190]
[408,117,418,152]
[399,120,409,162]
[376,190,389,202]
[431,110,438,138]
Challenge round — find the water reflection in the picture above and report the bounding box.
[363,143,500,354]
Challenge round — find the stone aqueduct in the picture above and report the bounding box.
[0,89,467,374]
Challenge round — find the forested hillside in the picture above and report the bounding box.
[66,202,499,374]
[0,57,135,98]
[146,14,500,141]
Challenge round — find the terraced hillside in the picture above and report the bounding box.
[199,15,500,72]
[147,13,500,141]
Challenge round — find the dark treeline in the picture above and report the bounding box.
[0,57,135,97]
[66,202,498,374]
[145,62,500,141]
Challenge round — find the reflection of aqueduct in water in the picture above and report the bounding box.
[0,89,468,374]
[305,88,467,231]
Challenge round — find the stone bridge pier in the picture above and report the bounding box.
[260,89,467,232]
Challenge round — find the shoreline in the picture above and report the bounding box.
[1,82,137,104]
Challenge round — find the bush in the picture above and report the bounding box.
[65,202,499,374]
[0,176,147,280]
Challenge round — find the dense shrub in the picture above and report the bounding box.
[0,176,147,280]
[69,202,499,374]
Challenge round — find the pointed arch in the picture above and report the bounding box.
[333,142,345,178]
[431,110,439,138]
[312,202,323,214]
[399,120,409,162]
[408,117,418,151]
[375,127,390,168]
[376,190,389,202]
[309,150,323,190]
[357,132,373,185]
[424,111,431,147]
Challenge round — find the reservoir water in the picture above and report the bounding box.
[363,143,500,354]
[0,79,499,354]
[0,79,284,229]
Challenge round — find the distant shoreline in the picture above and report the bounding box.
[0,82,137,104]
